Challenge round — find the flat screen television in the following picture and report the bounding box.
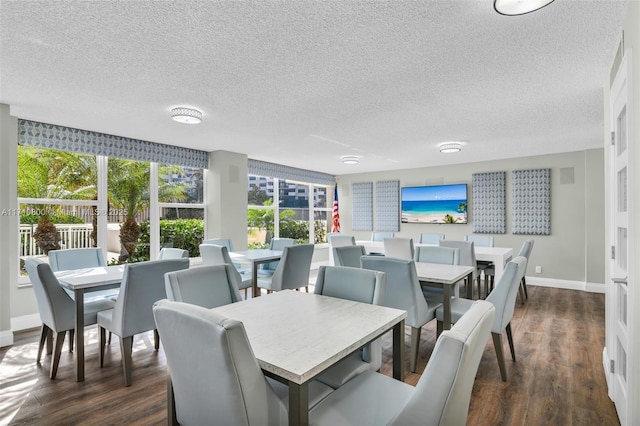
[401,184,468,224]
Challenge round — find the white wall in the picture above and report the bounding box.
[337,149,605,287]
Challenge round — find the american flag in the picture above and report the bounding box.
[331,184,340,233]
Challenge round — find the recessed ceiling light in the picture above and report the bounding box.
[171,107,202,124]
[494,0,555,16]
[439,142,462,154]
[341,155,360,164]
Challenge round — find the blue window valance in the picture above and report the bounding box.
[248,159,335,186]
[18,119,209,169]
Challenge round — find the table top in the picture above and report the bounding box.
[357,240,512,259]
[229,249,283,263]
[211,290,407,384]
[55,265,125,290]
[414,262,475,284]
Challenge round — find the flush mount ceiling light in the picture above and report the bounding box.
[341,155,360,165]
[494,0,555,16]
[439,142,462,154]
[171,107,203,124]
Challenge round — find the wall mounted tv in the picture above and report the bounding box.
[401,184,468,224]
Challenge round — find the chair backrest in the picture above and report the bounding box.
[159,248,189,259]
[48,248,106,272]
[371,232,394,242]
[263,238,297,271]
[419,233,445,244]
[202,238,234,252]
[271,244,314,291]
[328,234,356,247]
[25,257,75,333]
[333,245,367,267]
[361,256,433,328]
[465,235,495,247]
[518,239,535,260]
[112,259,189,338]
[439,240,477,279]
[486,256,527,333]
[390,300,495,426]
[153,300,287,426]
[383,237,415,260]
[414,246,460,265]
[165,264,242,309]
[314,265,386,305]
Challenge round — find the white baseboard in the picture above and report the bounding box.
[527,276,605,294]
[0,329,14,347]
[11,313,41,332]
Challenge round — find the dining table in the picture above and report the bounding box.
[175,290,408,426]
[228,249,283,297]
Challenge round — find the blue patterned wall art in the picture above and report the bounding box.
[472,172,506,234]
[352,182,374,231]
[248,159,335,186]
[18,119,209,168]
[512,168,551,235]
[376,180,400,232]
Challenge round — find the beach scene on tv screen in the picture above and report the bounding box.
[401,184,468,224]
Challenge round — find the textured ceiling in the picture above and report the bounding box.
[0,0,628,175]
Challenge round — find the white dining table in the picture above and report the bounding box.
[228,249,283,297]
[55,265,125,382]
[189,290,408,426]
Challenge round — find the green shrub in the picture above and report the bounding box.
[131,219,204,262]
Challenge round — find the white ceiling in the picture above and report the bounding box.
[0,0,628,176]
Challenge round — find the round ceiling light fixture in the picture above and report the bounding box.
[341,155,360,165]
[171,107,203,124]
[439,142,462,154]
[494,0,555,16]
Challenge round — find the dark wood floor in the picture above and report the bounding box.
[1,286,619,425]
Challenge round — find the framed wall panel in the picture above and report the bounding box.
[512,168,551,235]
[472,172,506,234]
[352,182,373,231]
[375,180,400,232]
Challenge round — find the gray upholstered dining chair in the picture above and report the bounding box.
[465,234,495,247]
[25,257,115,379]
[48,247,119,300]
[158,247,189,259]
[165,264,243,308]
[97,258,189,386]
[371,231,394,241]
[258,238,297,276]
[516,239,534,302]
[436,257,526,381]
[199,244,252,297]
[439,240,480,298]
[152,299,289,426]
[256,244,314,293]
[464,235,495,294]
[313,265,386,389]
[383,237,415,260]
[202,238,234,251]
[328,233,356,265]
[333,245,367,268]
[414,245,459,265]
[418,233,445,244]
[308,300,495,426]
[361,256,443,373]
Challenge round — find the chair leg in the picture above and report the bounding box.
[476,276,482,300]
[506,323,516,361]
[491,332,508,381]
[68,329,74,353]
[46,327,54,355]
[436,320,443,338]
[518,282,526,305]
[99,326,107,367]
[120,336,134,387]
[108,331,112,345]
[305,286,309,293]
[50,331,66,379]
[37,325,49,363]
[410,327,421,373]
[522,277,529,299]
[154,329,160,351]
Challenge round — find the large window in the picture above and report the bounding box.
[247,174,330,247]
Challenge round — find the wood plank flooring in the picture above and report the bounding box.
[1,286,619,425]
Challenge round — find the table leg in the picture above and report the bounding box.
[252,261,260,298]
[288,381,309,426]
[443,285,452,331]
[392,319,405,381]
[74,288,85,382]
[466,272,474,299]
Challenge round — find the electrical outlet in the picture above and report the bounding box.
[535,266,542,274]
